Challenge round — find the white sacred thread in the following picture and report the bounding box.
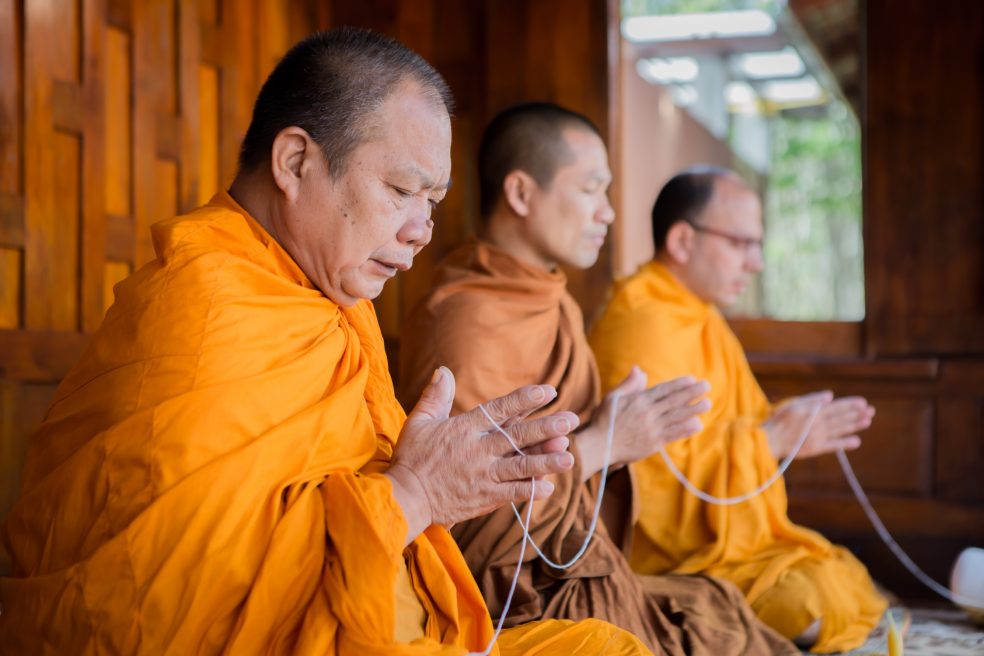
[468,392,620,655]
[656,398,823,505]
[468,481,535,656]
[481,392,620,569]
[836,448,984,611]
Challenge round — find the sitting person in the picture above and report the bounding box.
[0,29,652,655]
[589,166,887,652]
[399,104,798,655]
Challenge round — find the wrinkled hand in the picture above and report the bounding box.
[763,391,874,460]
[577,366,711,480]
[386,366,579,545]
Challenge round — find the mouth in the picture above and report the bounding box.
[369,257,410,277]
[588,233,607,247]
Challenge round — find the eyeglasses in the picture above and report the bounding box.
[685,220,763,254]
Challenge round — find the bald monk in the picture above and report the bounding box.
[400,104,798,655]
[0,30,651,655]
[589,166,888,653]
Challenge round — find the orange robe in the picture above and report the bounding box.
[0,192,649,655]
[400,242,798,656]
[589,261,887,653]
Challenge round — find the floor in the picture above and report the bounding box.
[836,606,984,655]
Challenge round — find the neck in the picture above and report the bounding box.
[228,171,281,242]
[482,211,556,272]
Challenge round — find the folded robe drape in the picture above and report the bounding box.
[0,193,649,656]
[588,260,887,653]
[399,241,798,656]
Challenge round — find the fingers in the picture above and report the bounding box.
[498,411,580,452]
[523,435,570,455]
[491,452,574,483]
[406,366,456,424]
[649,380,710,417]
[611,365,648,397]
[645,376,701,402]
[466,384,558,432]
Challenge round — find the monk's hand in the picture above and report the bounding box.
[576,366,711,481]
[764,391,874,459]
[386,366,577,545]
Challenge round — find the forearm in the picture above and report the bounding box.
[573,422,607,483]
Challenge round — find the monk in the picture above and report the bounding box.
[400,104,798,655]
[0,29,652,655]
[589,166,888,653]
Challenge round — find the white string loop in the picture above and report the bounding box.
[468,392,620,654]
[656,399,823,505]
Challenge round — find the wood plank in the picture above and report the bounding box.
[80,0,108,333]
[23,0,56,331]
[0,247,21,328]
[177,0,201,213]
[731,319,863,357]
[51,79,83,134]
[49,131,82,331]
[50,0,81,83]
[750,357,939,380]
[105,213,134,261]
[0,329,90,381]
[155,111,182,161]
[0,380,60,576]
[0,0,21,197]
[0,193,24,247]
[197,64,220,204]
[936,398,984,503]
[104,26,131,218]
[107,0,131,30]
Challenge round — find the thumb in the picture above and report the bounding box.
[612,365,648,397]
[408,366,456,423]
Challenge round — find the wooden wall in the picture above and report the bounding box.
[0,0,614,573]
[753,0,984,599]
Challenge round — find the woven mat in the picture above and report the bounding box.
[834,606,984,655]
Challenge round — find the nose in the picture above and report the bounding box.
[745,245,764,273]
[597,196,615,225]
[397,197,434,249]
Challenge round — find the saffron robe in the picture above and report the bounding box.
[0,193,650,656]
[588,260,888,653]
[399,241,798,656]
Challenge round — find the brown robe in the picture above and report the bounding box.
[399,240,797,655]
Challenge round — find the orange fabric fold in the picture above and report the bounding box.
[0,194,646,655]
[589,261,887,653]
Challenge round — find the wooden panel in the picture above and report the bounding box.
[0,193,24,248]
[197,64,219,204]
[732,319,862,358]
[864,0,984,355]
[0,329,91,382]
[0,381,60,574]
[786,398,934,496]
[49,131,82,331]
[0,0,21,197]
[0,248,21,328]
[105,26,131,218]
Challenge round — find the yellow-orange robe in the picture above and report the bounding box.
[589,260,887,653]
[400,241,798,655]
[0,192,649,656]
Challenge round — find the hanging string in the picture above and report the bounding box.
[656,398,823,505]
[469,392,620,654]
[656,394,984,611]
[836,448,984,611]
[480,392,620,569]
[468,481,536,656]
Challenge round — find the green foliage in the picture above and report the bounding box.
[757,103,865,320]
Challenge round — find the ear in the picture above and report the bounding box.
[270,126,316,203]
[502,170,537,218]
[664,221,695,265]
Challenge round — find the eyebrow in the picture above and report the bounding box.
[397,165,452,191]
